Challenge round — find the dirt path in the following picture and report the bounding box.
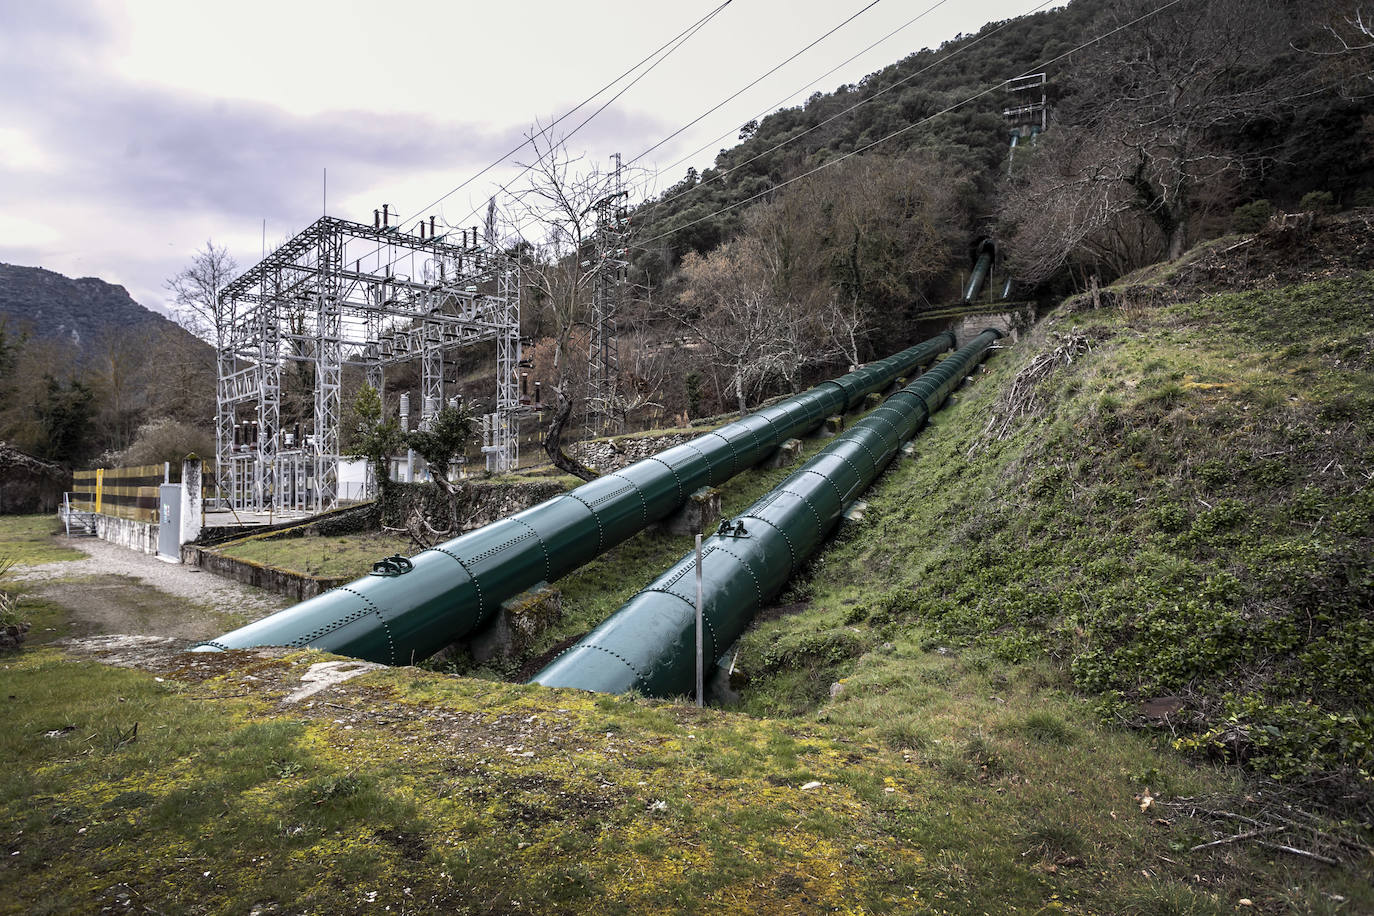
[11,537,290,642]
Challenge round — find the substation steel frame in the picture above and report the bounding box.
[215,216,520,514]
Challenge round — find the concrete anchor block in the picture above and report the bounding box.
[766,438,804,470]
[863,392,884,411]
[841,500,869,526]
[809,415,845,439]
[468,583,563,663]
[648,486,721,537]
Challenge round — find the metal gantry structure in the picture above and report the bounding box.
[215,214,520,514]
[586,153,630,437]
[1004,72,1048,174]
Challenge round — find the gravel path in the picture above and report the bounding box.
[12,537,290,622]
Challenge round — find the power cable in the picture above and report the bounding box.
[626,0,888,167]
[435,1,726,243]
[636,0,1194,249]
[493,0,892,246]
[357,0,734,267]
[641,0,955,190]
[639,0,1057,217]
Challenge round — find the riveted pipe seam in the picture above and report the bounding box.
[790,468,847,521]
[292,588,378,648]
[507,517,553,585]
[772,486,825,537]
[430,547,487,623]
[734,513,798,576]
[645,456,685,504]
[708,542,766,610]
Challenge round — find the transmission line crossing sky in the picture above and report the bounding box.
[0,0,1065,317]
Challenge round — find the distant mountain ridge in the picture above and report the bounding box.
[0,262,198,356]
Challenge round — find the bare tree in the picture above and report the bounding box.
[745,153,965,357]
[1002,0,1301,277]
[509,128,636,480]
[167,240,238,348]
[671,238,797,416]
[1301,2,1374,98]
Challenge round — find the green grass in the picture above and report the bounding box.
[217,531,415,579]
[3,266,1371,911]
[0,515,85,566]
[7,646,1366,914]
[734,273,1374,814]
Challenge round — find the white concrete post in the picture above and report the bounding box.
[180,457,203,545]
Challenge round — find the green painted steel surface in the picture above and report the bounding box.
[964,248,995,303]
[530,329,1002,696]
[191,333,956,663]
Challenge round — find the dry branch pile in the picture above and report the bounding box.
[980,331,1093,443]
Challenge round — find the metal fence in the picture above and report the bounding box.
[71,464,166,523]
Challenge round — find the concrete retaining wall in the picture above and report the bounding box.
[181,545,348,601]
[95,514,159,555]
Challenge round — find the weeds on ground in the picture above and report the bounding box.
[10,647,1368,914]
[217,531,415,579]
[736,275,1374,815]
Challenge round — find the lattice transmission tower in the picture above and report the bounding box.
[215,212,521,515]
[586,153,630,437]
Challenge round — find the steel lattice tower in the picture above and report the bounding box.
[587,153,630,437]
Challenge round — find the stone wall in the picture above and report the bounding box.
[568,432,698,473]
[382,480,568,532]
[955,306,1035,346]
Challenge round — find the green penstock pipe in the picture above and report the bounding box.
[191,333,957,664]
[530,329,1001,697]
[964,250,994,303]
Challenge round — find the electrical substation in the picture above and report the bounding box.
[215,212,521,514]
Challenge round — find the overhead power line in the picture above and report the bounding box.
[640,0,1058,217]
[464,0,892,246]
[645,0,954,188]
[637,0,1194,249]
[436,2,727,242]
[358,1,734,269]
[627,0,888,167]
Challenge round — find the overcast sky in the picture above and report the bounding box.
[0,0,1065,317]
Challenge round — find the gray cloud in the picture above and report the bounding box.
[0,6,670,311]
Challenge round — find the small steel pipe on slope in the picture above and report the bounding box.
[964,239,996,304]
[530,329,1001,697]
[191,334,956,664]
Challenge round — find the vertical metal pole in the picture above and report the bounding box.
[695,533,704,708]
[63,492,71,538]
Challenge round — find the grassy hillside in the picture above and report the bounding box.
[736,226,1374,815]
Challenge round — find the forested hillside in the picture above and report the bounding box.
[0,264,212,467]
[600,0,1372,423]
